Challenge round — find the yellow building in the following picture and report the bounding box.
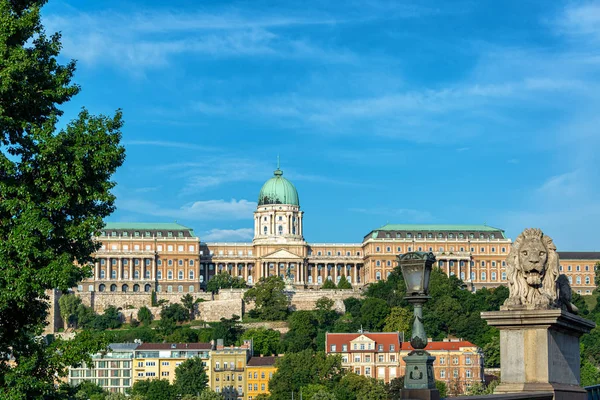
[210,340,252,400]
[246,356,278,400]
[133,343,212,384]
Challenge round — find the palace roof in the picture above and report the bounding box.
[136,343,212,350]
[258,167,299,207]
[558,252,600,260]
[247,356,278,366]
[100,222,196,237]
[364,224,506,241]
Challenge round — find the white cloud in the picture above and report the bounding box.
[202,228,254,242]
[554,2,600,42]
[117,198,256,220]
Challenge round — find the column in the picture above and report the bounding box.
[447,259,450,277]
[117,258,122,281]
[95,262,100,281]
[353,263,357,284]
[299,213,302,236]
[129,257,133,281]
[151,258,156,281]
[333,263,338,283]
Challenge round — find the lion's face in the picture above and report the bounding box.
[518,238,548,287]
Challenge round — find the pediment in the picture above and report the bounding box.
[351,335,374,343]
[262,248,303,260]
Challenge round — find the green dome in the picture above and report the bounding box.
[258,168,299,206]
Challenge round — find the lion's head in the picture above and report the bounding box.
[504,228,560,309]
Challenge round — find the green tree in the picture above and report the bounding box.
[356,378,387,400]
[132,379,176,400]
[206,272,246,294]
[244,276,289,321]
[360,298,390,331]
[386,376,404,400]
[483,334,500,368]
[0,2,125,396]
[104,393,127,400]
[212,315,244,346]
[284,311,319,352]
[595,262,600,288]
[321,279,337,289]
[581,359,600,387]
[73,381,105,400]
[241,328,281,356]
[435,380,448,398]
[198,390,224,400]
[383,307,411,334]
[175,357,209,396]
[137,306,153,326]
[59,293,82,329]
[269,350,343,400]
[315,297,338,328]
[312,390,337,400]
[181,294,202,320]
[336,275,352,289]
[161,303,189,323]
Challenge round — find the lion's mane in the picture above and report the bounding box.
[503,228,559,309]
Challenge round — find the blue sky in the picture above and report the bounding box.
[43,0,600,249]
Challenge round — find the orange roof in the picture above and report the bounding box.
[326,333,401,352]
[401,340,478,351]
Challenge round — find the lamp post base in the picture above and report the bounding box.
[403,350,436,389]
[398,389,440,400]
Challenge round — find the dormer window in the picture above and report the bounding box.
[407,233,412,238]
[157,232,162,237]
[427,233,433,238]
[385,233,390,238]
[178,231,183,237]
[417,233,422,238]
[469,233,475,239]
[168,231,173,237]
[459,233,464,239]
[134,231,140,237]
[122,231,128,237]
[145,231,151,237]
[438,233,443,238]
[396,233,401,238]
[111,231,117,237]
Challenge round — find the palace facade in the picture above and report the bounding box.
[77,166,600,296]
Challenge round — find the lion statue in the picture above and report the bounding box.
[503,228,577,313]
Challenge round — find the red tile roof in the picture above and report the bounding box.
[247,356,278,366]
[136,343,212,350]
[326,333,401,352]
[401,341,478,351]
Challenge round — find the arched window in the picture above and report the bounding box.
[470,272,475,280]
[568,276,573,284]
[576,276,581,284]
[111,270,117,279]
[157,285,162,292]
[481,272,486,281]
[460,272,465,280]
[376,271,381,280]
[491,272,497,281]
[145,284,152,292]
[133,284,139,292]
[134,270,140,279]
[189,270,194,280]
[110,284,117,292]
[502,272,506,280]
[439,261,445,267]
[123,270,128,279]
[248,276,253,284]
[278,225,283,235]
[122,284,128,292]
[145,269,150,279]
[263,226,267,234]
[100,270,106,279]
[317,276,322,284]
[178,285,183,293]
[178,270,184,280]
[99,284,106,292]
[157,271,162,279]
[189,285,194,293]
[167,285,173,292]
[585,276,590,284]
[167,270,173,279]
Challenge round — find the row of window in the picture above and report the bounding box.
[374,245,507,253]
[247,371,273,379]
[560,265,593,272]
[101,230,187,238]
[382,232,500,239]
[439,369,476,379]
[102,244,196,252]
[99,258,195,266]
[248,384,267,392]
[331,343,396,352]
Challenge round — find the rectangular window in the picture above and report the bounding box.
[330,344,336,352]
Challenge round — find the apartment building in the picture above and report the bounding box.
[133,343,212,384]
[246,356,278,400]
[210,340,253,400]
[68,343,138,393]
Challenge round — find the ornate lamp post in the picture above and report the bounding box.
[398,252,439,400]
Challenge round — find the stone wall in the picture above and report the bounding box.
[69,287,362,329]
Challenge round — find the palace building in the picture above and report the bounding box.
[77,165,599,297]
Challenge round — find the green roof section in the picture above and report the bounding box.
[258,167,300,207]
[104,222,194,233]
[375,224,504,232]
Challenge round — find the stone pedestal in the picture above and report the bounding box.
[482,309,595,400]
[400,350,439,400]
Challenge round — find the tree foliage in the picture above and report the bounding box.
[211,315,244,346]
[241,328,281,356]
[321,279,337,289]
[0,1,125,397]
[59,293,83,329]
[244,276,289,321]
[336,275,352,289]
[174,357,209,396]
[137,306,153,326]
[269,350,343,400]
[206,272,246,294]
